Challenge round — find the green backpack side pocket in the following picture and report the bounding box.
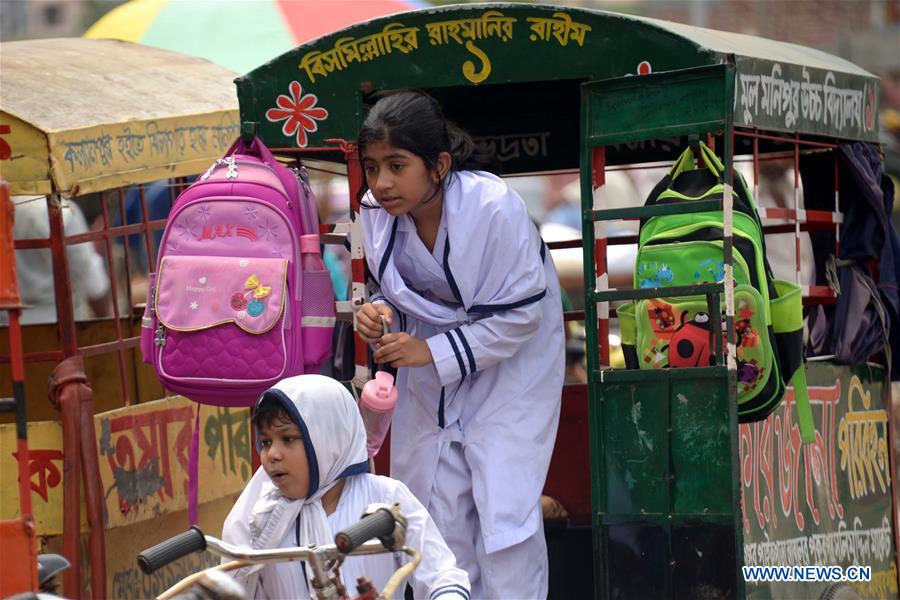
[770,279,814,443]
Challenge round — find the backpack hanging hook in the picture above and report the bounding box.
[688,134,701,169]
[241,121,257,146]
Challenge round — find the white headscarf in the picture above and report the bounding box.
[222,375,369,599]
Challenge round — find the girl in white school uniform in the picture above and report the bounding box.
[356,91,564,599]
[222,374,469,600]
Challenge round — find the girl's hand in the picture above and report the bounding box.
[357,303,393,345]
[374,333,433,368]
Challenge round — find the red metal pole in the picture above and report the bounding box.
[99,192,131,406]
[53,365,82,598]
[1,183,40,595]
[50,356,107,599]
[9,309,31,516]
[335,141,370,381]
[47,194,78,357]
[78,378,107,599]
[1,186,32,517]
[592,147,609,367]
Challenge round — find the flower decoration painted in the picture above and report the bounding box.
[231,293,248,311]
[265,81,328,148]
[247,300,265,317]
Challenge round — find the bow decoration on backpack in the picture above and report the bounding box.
[245,274,272,299]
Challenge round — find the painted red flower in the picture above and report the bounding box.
[265,81,328,147]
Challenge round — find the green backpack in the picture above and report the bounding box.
[618,142,814,443]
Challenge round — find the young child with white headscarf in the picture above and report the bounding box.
[222,374,470,600]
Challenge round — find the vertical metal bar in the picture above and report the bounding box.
[592,147,609,367]
[793,134,802,286]
[708,293,723,364]
[752,130,760,210]
[76,374,106,599]
[51,356,107,598]
[117,188,133,311]
[834,150,840,257]
[8,308,32,517]
[721,138,737,376]
[139,183,155,273]
[99,193,131,405]
[579,112,605,598]
[664,374,674,600]
[48,194,78,356]
[344,142,370,389]
[59,388,81,598]
[118,186,139,406]
[725,69,746,597]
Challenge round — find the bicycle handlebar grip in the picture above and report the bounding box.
[334,508,396,553]
[137,527,207,574]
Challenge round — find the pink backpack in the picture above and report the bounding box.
[140,136,335,406]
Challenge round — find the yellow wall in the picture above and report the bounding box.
[1,396,251,534]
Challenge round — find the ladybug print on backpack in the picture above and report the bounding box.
[667,312,717,368]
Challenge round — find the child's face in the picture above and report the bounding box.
[362,141,440,217]
[258,415,310,499]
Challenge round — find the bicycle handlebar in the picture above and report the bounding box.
[138,527,207,575]
[334,506,396,553]
[138,504,416,600]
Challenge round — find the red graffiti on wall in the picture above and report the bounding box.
[740,381,844,534]
[102,406,194,515]
[12,448,65,503]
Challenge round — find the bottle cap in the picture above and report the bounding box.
[361,370,397,412]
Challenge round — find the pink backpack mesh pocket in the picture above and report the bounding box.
[299,234,335,371]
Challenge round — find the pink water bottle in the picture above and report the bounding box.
[359,370,397,458]
[359,315,397,457]
[300,234,326,271]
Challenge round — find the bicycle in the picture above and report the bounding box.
[137,502,420,600]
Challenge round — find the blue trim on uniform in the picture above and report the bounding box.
[430,584,471,600]
[438,387,445,429]
[378,218,399,280]
[260,389,320,497]
[442,237,465,309]
[468,289,547,314]
[454,328,476,374]
[336,459,370,479]
[444,331,467,380]
[540,239,547,262]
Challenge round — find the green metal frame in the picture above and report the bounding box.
[580,64,745,599]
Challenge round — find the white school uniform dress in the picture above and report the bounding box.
[221,375,469,600]
[361,171,565,598]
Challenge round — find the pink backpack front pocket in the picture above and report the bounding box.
[152,255,291,405]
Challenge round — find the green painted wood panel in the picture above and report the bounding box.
[670,373,734,515]
[236,3,715,169]
[582,64,733,147]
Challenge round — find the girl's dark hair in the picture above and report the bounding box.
[252,393,294,433]
[356,90,494,205]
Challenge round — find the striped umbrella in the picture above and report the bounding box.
[85,0,429,74]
